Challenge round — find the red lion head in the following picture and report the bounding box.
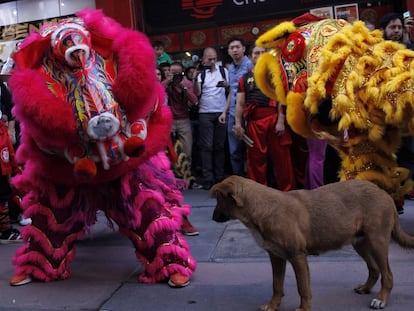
[10,9,172,185]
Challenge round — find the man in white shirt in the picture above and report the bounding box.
[193,47,229,190]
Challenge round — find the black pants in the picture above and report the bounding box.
[0,173,12,203]
[198,112,226,183]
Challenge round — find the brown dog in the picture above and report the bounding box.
[211,176,414,311]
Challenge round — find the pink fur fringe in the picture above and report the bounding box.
[13,152,196,283]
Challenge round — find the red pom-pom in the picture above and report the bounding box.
[281,32,306,63]
[124,136,145,157]
[74,158,97,177]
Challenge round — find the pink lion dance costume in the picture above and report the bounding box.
[8,9,196,286]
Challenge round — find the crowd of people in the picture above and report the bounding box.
[0,42,35,243]
[0,60,29,244]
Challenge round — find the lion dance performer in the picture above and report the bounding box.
[254,13,414,208]
[8,9,196,287]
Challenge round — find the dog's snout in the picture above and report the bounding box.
[212,207,230,223]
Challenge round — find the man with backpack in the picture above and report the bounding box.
[193,47,229,190]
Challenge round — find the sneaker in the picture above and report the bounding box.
[168,273,190,288]
[181,217,199,236]
[190,182,203,190]
[0,228,23,244]
[10,274,32,286]
[18,215,32,226]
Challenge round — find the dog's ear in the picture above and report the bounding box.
[210,183,221,198]
[231,193,243,208]
[211,180,233,198]
[210,181,243,207]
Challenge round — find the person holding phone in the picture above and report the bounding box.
[379,12,413,48]
[193,47,229,190]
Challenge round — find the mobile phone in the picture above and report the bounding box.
[403,11,411,19]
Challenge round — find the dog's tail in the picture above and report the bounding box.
[392,212,414,249]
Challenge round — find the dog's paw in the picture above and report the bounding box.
[354,284,371,294]
[370,298,386,309]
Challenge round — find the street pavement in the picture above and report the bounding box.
[1,188,414,311]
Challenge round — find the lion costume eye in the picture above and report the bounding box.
[281,32,306,63]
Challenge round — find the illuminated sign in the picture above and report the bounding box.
[0,16,71,41]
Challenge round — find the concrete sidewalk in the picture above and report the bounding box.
[1,189,414,311]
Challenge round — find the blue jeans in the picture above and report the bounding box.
[198,113,226,183]
[227,114,245,176]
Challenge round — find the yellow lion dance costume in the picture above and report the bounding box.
[255,13,414,200]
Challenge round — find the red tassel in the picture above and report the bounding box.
[74,158,97,177]
[124,136,145,157]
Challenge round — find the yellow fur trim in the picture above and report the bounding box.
[254,51,287,103]
[306,21,414,144]
[255,21,296,49]
[285,91,313,137]
[254,52,277,100]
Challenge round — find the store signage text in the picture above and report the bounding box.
[233,0,266,5]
